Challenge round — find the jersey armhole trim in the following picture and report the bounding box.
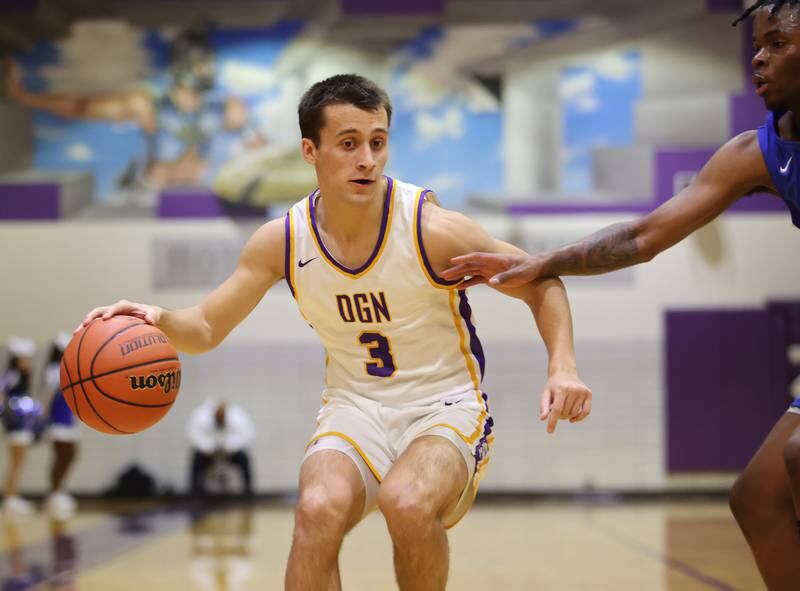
[413,189,462,289]
[284,209,296,299]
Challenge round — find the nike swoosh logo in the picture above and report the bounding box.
[780,156,792,175]
[298,257,318,268]
[444,399,463,406]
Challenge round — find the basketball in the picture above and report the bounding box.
[59,315,181,434]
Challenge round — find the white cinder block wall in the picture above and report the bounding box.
[0,212,797,494]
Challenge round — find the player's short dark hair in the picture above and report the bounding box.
[733,0,800,26]
[298,74,392,145]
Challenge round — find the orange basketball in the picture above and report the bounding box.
[59,315,181,434]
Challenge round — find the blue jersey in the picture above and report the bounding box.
[757,111,800,228]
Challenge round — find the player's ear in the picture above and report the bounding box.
[301,138,317,165]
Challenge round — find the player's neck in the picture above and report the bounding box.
[790,109,800,140]
[316,178,387,244]
[778,109,800,141]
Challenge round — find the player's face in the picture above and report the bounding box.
[302,103,389,205]
[752,5,800,111]
[16,356,31,372]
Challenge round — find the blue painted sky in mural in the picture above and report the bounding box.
[388,25,503,207]
[560,51,642,195]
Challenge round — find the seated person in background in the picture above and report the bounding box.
[188,399,255,497]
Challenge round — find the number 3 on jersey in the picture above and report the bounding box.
[359,332,396,378]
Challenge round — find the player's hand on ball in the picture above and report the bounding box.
[539,373,592,434]
[76,299,163,333]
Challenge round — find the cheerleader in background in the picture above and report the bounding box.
[1,337,40,517]
[43,333,79,520]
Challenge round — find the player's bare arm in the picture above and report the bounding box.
[442,131,775,287]
[421,196,592,433]
[78,217,286,354]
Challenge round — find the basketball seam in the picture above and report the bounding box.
[89,320,148,375]
[60,357,82,422]
[76,320,134,434]
[87,321,179,409]
[62,356,180,393]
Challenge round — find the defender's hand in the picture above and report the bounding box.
[442,252,546,288]
[539,373,592,434]
[76,299,163,333]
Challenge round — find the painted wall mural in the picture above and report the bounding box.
[6,19,575,210]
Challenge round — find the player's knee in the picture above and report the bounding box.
[728,471,758,525]
[783,432,800,478]
[378,480,436,529]
[294,485,353,536]
[729,469,773,529]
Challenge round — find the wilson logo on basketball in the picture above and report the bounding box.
[118,334,169,357]
[129,370,181,394]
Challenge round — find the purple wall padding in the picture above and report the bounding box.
[157,188,265,219]
[0,184,60,220]
[340,0,444,14]
[731,94,766,137]
[768,301,800,397]
[655,149,788,213]
[666,310,787,472]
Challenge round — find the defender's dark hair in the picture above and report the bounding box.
[298,74,392,145]
[734,0,800,26]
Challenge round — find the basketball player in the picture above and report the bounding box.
[79,74,592,591]
[442,2,800,588]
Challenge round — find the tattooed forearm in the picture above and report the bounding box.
[542,223,642,276]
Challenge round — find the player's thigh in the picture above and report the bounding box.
[734,411,800,501]
[380,435,468,516]
[297,449,367,531]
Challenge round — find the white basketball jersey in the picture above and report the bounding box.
[285,177,485,406]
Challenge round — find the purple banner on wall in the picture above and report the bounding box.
[655,149,787,213]
[0,184,60,220]
[731,94,767,136]
[705,0,742,12]
[341,0,444,14]
[666,309,787,472]
[0,0,36,11]
[158,189,265,219]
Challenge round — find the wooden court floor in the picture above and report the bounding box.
[0,499,764,590]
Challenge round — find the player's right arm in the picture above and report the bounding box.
[78,218,286,354]
[4,60,155,129]
[443,131,774,287]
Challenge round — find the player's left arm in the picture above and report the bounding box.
[421,197,592,433]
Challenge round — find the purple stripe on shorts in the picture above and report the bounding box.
[792,399,800,411]
[458,289,486,379]
[416,189,461,287]
[473,392,493,466]
[284,212,295,298]
[310,178,393,275]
